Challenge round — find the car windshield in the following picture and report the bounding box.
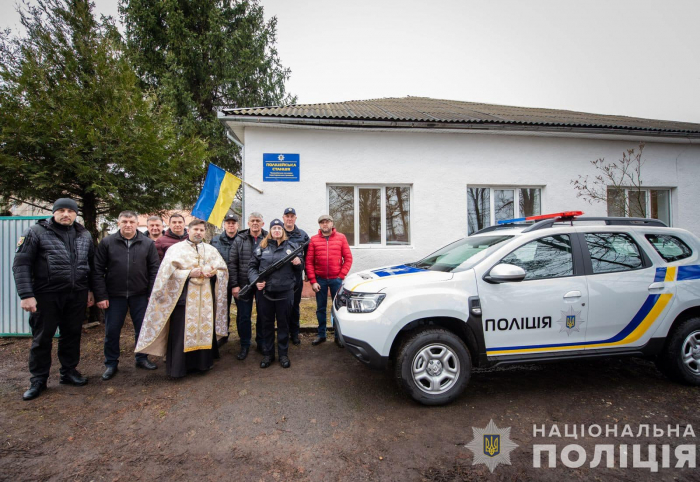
[411,235,513,272]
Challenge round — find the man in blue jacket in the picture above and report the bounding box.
[93,211,161,380]
[13,198,95,400]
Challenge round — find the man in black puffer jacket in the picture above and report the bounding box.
[13,198,95,401]
[93,211,161,380]
[227,212,267,360]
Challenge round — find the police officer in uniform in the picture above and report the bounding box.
[282,207,309,345]
[248,219,303,369]
[13,198,95,400]
[211,213,239,346]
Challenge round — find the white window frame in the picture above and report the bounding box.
[467,185,544,233]
[327,184,413,249]
[607,187,673,226]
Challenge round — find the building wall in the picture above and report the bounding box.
[241,126,700,272]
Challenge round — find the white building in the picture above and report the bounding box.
[219,97,700,272]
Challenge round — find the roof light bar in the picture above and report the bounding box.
[497,211,584,225]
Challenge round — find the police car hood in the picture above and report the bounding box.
[343,264,453,293]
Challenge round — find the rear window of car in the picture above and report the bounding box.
[645,234,693,262]
[584,233,644,274]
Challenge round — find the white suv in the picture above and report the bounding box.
[333,213,700,405]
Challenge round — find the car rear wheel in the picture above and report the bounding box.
[655,317,700,385]
[395,327,471,406]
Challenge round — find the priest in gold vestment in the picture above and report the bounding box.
[136,219,228,377]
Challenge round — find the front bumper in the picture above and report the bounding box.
[332,305,389,370]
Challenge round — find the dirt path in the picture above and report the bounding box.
[1,321,699,481]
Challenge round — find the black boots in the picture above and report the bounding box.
[102,366,118,380]
[59,369,88,386]
[22,381,47,401]
[135,359,157,370]
[237,346,250,360]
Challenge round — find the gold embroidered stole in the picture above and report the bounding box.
[135,240,229,356]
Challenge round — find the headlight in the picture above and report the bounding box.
[346,292,386,313]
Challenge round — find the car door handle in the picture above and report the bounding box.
[563,290,582,299]
[648,282,665,292]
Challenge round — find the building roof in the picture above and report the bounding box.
[220,96,700,138]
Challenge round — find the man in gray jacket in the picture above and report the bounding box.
[228,212,266,360]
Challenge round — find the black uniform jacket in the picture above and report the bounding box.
[211,232,237,263]
[13,218,94,299]
[248,239,302,292]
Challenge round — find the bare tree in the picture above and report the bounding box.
[571,143,647,217]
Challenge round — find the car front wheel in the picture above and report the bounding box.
[395,327,471,406]
[655,317,700,385]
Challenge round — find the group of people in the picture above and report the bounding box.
[13,198,353,401]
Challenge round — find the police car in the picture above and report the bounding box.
[332,212,700,405]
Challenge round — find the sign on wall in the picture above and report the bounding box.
[263,153,300,182]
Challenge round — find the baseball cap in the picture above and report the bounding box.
[283,207,296,215]
[224,213,239,222]
[318,214,333,223]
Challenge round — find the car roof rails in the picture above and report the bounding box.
[472,211,667,236]
[472,223,532,235]
[522,216,668,233]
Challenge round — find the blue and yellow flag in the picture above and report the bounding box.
[192,164,242,226]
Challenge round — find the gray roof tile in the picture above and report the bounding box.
[221,96,700,134]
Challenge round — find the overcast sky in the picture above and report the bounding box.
[2,0,699,123]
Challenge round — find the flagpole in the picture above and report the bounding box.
[241,179,263,194]
[210,161,263,194]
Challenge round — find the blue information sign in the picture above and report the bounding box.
[263,153,300,182]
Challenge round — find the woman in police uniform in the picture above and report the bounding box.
[248,219,303,368]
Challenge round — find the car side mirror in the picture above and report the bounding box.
[484,263,527,284]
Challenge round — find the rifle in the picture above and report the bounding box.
[238,240,309,299]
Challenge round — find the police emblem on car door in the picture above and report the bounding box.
[477,234,590,356]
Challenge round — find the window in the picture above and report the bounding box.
[328,185,411,246]
[585,233,644,274]
[468,187,541,235]
[498,235,573,280]
[607,188,671,226]
[645,234,692,262]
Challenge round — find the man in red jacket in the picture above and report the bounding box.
[305,214,353,345]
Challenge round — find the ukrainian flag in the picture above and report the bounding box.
[192,164,242,226]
